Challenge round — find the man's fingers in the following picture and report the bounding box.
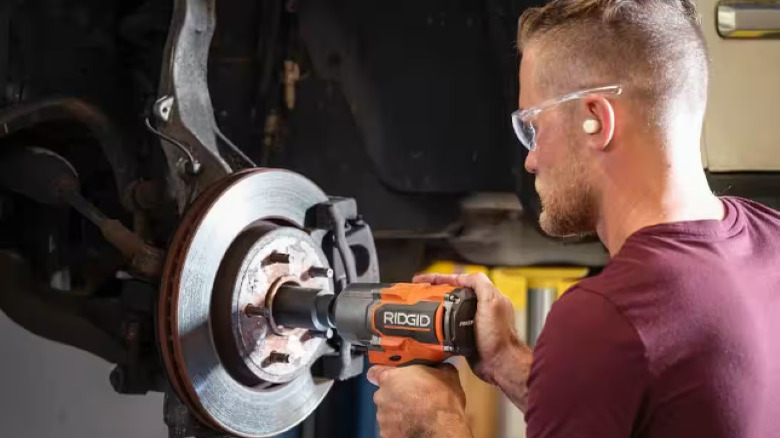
[432,272,498,303]
[411,273,434,284]
[413,272,500,303]
[413,272,484,288]
[367,365,393,386]
[412,273,459,286]
[454,273,499,303]
[373,388,386,406]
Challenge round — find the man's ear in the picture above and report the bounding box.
[582,95,615,151]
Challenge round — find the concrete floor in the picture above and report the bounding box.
[0,311,167,438]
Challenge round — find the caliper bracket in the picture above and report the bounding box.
[308,196,380,381]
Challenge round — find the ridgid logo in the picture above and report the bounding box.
[383,311,431,328]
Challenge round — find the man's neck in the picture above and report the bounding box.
[595,152,724,257]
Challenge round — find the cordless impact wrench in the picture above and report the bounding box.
[269,283,478,366]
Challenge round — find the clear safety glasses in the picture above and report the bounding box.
[511,85,623,152]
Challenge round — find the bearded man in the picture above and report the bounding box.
[367,1,780,437]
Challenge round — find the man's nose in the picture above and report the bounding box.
[524,150,538,174]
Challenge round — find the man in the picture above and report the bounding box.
[367,0,780,437]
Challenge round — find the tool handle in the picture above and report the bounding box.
[444,286,478,358]
[368,284,478,366]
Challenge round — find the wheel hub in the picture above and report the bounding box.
[211,221,333,387]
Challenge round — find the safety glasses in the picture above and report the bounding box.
[511,85,623,152]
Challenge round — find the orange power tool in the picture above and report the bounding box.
[270,283,478,366]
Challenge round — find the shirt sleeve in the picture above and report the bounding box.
[525,287,651,438]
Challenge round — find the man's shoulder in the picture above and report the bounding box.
[573,195,780,299]
[572,248,672,298]
[724,195,780,217]
[565,249,693,338]
[724,195,780,227]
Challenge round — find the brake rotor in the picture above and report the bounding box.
[159,169,335,437]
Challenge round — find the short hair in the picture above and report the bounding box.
[518,0,710,125]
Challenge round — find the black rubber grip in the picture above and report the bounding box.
[445,287,478,357]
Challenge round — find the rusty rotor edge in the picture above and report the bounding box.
[158,169,257,429]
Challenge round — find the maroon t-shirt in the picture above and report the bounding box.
[526,196,780,438]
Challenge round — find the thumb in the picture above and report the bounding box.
[367,365,393,386]
[437,362,458,373]
[436,363,460,382]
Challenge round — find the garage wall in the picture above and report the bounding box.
[0,312,167,438]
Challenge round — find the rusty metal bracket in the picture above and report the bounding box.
[155,0,232,211]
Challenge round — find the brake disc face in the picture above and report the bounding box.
[159,169,335,437]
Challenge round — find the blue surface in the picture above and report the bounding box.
[355,358,379,438]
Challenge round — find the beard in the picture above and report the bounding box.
[535,149,597,237]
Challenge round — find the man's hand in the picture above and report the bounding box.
[413,273,528,383]
[413,273,533,411]
[368,364,472,438]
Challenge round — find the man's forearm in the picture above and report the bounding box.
[492,341,534,412]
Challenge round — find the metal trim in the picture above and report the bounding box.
[717,1,780,39]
